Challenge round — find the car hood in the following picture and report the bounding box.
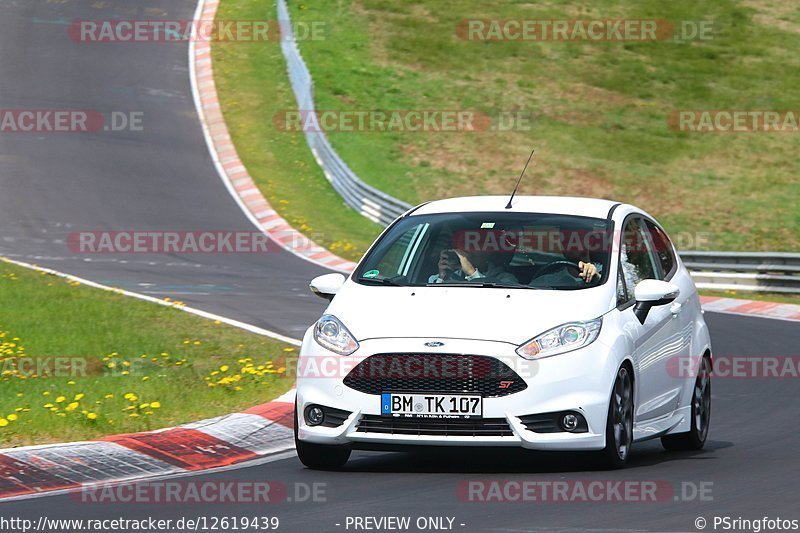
[325,282,613,346]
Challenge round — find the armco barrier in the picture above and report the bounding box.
[680,251,800,294]
[277,0,412,226]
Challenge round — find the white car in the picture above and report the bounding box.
[294,196,712,469]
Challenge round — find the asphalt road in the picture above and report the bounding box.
[2,313,798,532]
[0,0,330,339]
[1,1,799,532]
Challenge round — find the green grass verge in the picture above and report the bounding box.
[251,0,796,253]
[0,261,296,447]
[699,289,800,306]
[211,0,382,260]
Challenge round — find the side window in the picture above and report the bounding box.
[619,217,658,300]
[643,219,676,280]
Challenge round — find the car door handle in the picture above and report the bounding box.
[670,302,682,316]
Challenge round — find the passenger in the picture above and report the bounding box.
[451,249,520,285]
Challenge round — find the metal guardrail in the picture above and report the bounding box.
[277,0,412,226]
[680,251,800,294]
[277,2,797,294]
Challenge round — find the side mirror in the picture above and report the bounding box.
[633,279,680,324]
[309,273,346,301]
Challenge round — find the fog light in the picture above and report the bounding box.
[561,413,579,432]
[305,405,325,426]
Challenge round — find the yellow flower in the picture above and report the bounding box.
[74,393,85,401]
[142,376,149,381]
[104,394,114,399]
[139,403,150,409]
[87,412,97,420]
[150,402,161,409]
[43,403,54,408]
[7,414,18,421]
[220,365,229,372]
[0,419,7,427]
[65,402,79,412]
[55,396,66,403]
[42,391,50,396]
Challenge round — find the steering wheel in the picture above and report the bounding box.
[529,260,580,280]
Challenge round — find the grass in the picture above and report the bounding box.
[212,0,799,254]
[699,289,800,306]
[0,261,296,447]
[211,0,382,260]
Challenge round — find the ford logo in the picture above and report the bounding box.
[424,341,445,347]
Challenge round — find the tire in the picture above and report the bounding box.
[661,355,711,451]
[596,365,634,469]
[294,403,351,470]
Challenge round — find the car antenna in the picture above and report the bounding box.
[505,149,535,209]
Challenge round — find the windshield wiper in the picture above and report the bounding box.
[428,281,539,290]
[358,277,404,286]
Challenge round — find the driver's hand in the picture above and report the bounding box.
[577,261,598,282]
[450,249,477,277]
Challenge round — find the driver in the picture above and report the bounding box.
[531,248,600,286]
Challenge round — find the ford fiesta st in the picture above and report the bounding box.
[294,196,712,469]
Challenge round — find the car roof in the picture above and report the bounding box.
[410,195,622,219]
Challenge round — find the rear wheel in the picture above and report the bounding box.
[662,355,711,451]
[596,365,634,469]
[294,403,351,470]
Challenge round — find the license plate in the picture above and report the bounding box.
[381,393,482,419]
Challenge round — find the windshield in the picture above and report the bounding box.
[354,212,613,290]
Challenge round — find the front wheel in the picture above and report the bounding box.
[596,365,634,469]
[661,355,711,451]
[294,404,351,470]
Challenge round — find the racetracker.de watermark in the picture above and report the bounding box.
[457,19,714,42]
[67,231,282,254]
[69,19,326,42]
[273,109,537,133]
[0,356,148,379]
[669,110,800,133]
[668,355,800,379]
[73,480,327,504]
[458,480,713,502]
[0,110,143,133]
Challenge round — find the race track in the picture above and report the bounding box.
[0,1,798,531]
[0,0,328,338]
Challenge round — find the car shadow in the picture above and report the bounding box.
[337,439,734,474]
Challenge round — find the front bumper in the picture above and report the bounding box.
[296,334,620,452]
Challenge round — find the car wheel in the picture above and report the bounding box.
[597,365,634,469]
[294,402,351,470]
[661,355,711,451]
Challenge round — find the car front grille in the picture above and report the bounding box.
[342,353,527,397]
[356,415,514,437]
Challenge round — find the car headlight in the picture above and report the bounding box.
[313,315,359,355]
[516,318,602,360]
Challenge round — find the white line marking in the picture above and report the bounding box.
[1,256,302,346]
